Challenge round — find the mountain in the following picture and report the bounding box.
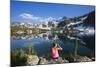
[83,11,95,27]
[57,16,73,28]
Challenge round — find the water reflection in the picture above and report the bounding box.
[11,27,95,57]
[12,31,59,41]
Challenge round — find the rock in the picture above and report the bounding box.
[27,55,39,65]
[38,57,48,65]
[76,56,92,62]
[57,57,69,63]
[65,57,75,62]
[91,57,95,61]
[49,59,56,64]
[62,59,69,63]
[48,57,69,64]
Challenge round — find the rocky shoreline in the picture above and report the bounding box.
[26,55,95,65]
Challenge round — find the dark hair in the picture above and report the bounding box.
[52,43,56,47]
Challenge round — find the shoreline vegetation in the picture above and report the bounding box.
[11,44,95,66]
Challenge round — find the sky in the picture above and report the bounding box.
[11,0,95,23]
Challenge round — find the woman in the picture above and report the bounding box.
[51,43,63,61]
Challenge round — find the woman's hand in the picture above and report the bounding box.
[57,44,63,50]
[60,48,63,50]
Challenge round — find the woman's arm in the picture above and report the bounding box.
[57,44,63,50]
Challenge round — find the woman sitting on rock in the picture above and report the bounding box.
[51,43,63,62]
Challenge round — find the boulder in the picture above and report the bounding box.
[62,59,69,63]
[38,57,48,65]
[76,56,92,62]
[27,55,39,65]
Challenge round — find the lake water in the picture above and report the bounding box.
[11,31,95,57]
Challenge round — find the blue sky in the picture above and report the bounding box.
[11,1,95,23]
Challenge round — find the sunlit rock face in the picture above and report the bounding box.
[27,55,39,65]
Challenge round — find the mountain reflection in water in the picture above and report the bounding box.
[11,27,95,57]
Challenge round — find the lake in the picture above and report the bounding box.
[11,30,95,58]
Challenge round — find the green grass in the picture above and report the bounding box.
[11,44,37,66]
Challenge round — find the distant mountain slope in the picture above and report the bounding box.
[83,11,95,27]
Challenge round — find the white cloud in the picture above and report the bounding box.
[19,13,40,20]
[19,13,59,23]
